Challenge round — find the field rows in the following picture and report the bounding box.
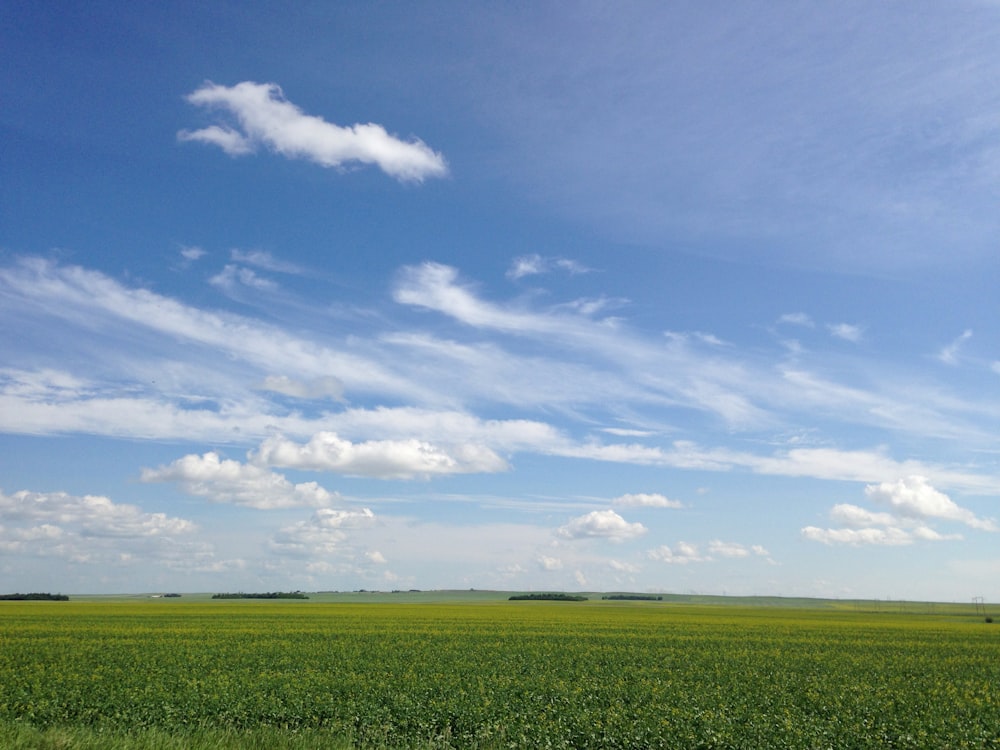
[0,600,998,748]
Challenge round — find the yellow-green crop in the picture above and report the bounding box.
[0,598,998,748]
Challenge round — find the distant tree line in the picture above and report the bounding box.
[602,594,663,601]
[211,592,309,599]
[508,593,588,602]
[0,593,69,601]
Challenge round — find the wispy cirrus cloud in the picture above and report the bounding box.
[506,254,591,280]
[828,323,864,343]
[778,312,814,328]
[5,257,1000,497]
[230,249,304,275]
[938,329,973,365]
[179,81,448,182]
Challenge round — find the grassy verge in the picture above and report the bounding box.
[0,724,356,750]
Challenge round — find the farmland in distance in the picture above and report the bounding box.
[0,594,997,748]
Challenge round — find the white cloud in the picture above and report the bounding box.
[612,492,683,508]
[179,123,254,155]
[252,432,508,479]
[864,476,996,531]
[270,507,376,557]
[801,525,916,546]
[707,540,750,558]
[828,323,864,342]
[0,489,203,568]
[179,246,206,262]
[778,312,814,327]
[648,539,769,563]
[507,254,545,280]
[802,475,989,547]
[938,329,973,365]
[6,257,1000,504]
[538,555,563,570]
[601,427,656,437]
[506,254,590,280]
[179,81,448,182]
[210,264,278,293]
[141,452,338,509]
[0,489,196,537]
[230,249,303,274]
[828,503,897,528]
[648,542,706,564]
[557,509,647,542]
[562,296,626,317]
[664,331,727,347]
[0,257,425,403]
[259,375,344,401]
[609,559,641,573]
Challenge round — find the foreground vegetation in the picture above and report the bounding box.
[0,596,997,748]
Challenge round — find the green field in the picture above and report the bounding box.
[0,595,998,748]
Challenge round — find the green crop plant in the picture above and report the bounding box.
[0,598,997,748]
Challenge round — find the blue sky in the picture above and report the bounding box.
[3,1,1000,598]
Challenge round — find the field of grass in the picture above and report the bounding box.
[0,595,998,748]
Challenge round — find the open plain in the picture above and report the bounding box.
[1,594,998,748]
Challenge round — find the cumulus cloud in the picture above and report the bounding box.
[648,542,706,564]
[141,452,338,509]
[179,81,447,182]
[538,555,563,570]
[0,489,203,568]
[865,476,996,530]
[828,503,897,528]
[0,489,196,537]
[612,492,683,508]
[647,540,770,563]
[270,507,376,556]
[557,509,647,542]
[707,540,751,558]
[252,432,507,479]
[802,475,991,546]
[801,526,917,546]
[609,559,641,573]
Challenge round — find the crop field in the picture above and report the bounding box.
[0,596,998,749]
